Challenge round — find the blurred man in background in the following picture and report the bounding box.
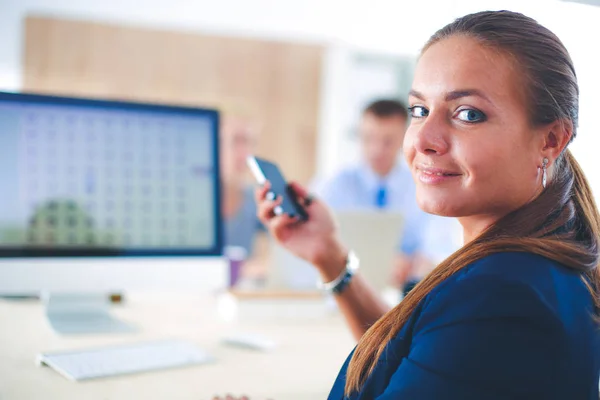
[315,99,461,295]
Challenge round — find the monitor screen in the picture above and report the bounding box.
[0,92,221,257]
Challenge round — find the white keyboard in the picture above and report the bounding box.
[37,339,214,381]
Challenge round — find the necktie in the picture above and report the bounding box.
[375,184,387,209]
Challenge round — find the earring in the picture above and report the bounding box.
[542,157,549,188]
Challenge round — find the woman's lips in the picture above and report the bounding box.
[416,166,462,185]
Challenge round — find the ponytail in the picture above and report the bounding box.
[564,152,600,307]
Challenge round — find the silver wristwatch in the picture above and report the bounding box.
[317,250,360,293]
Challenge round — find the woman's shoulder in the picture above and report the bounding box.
[416,252,593,335]
[425,252,567,299]
[384,253,598,400]
[436,251,587,303]
[444,251,584,290]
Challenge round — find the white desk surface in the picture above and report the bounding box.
[0,292,356,400]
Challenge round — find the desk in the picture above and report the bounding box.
[0,292,355,400]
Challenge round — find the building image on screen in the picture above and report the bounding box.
[0,93,221,255]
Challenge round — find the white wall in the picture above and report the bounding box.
[1,0,600,195]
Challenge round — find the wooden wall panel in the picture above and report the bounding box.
[23,16,323,183]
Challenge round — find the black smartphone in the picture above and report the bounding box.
[246,156,309,221]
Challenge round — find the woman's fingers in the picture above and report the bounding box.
[256,180,306,234]
[254,181,271,204]
[288,181,307,198]
[268,213,297,234]
[288,181,315,207]
[256,196,283,223]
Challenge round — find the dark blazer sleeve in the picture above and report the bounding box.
[375,273,567,400]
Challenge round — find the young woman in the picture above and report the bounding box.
[256,10,600,399]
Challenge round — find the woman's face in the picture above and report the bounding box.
[404,35,547,227]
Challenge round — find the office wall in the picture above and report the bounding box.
[23,16,323,184]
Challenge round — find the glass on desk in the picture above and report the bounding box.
[224,246,247,288]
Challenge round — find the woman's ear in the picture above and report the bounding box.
[541,120,573,161]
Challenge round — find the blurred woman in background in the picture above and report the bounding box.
[220,116,267,286]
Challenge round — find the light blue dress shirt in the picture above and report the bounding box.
[314,162,460,261]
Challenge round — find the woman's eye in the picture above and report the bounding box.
[408,106,429,118]
[456,109,486,123]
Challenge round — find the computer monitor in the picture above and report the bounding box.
[0,92,227,334]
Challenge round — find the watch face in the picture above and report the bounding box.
[347,250,360,272]
[317,250,359,292]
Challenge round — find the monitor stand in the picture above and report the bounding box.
[41,292,137,335]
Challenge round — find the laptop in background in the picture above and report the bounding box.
[268,211,403,293]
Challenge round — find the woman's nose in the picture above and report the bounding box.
[409,112,450,156]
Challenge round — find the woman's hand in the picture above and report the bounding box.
[255,181,348,281]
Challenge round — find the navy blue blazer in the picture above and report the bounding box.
[328,252,600,399]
